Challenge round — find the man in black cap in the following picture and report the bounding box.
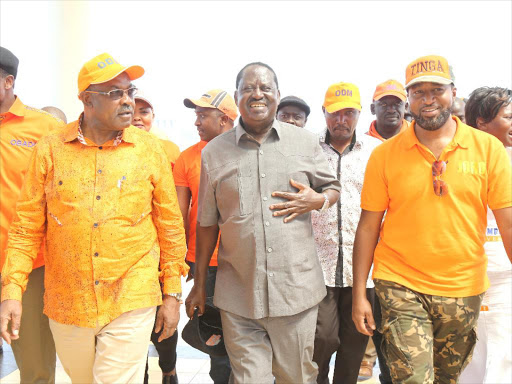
[276,95,310,128]
[0,46,64,383]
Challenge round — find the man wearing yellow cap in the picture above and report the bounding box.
[352,55,512,383]
[367,79,409,142]
[173,89,237,383]
[0,53,188,384]
[311,82,381,384]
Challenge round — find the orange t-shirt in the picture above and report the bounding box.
[0,97,64,271]
[366,119,409,142]
[361,117,512,297]
[173,141,219,266]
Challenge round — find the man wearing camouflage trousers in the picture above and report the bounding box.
[351,54,512,384]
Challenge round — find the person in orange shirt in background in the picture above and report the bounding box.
[0,46,64,383]
[174,89,237,383]
[352,55,512,383]
[132,92,181,384]
[366,79,409,142]
[0,53,188,384]
[360,79,408,383]
[133,92,181,168]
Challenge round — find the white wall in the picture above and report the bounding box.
[1,0,510,149]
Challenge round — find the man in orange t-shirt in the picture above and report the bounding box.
[367,79,410,142]
[173,89,237,383]
[352,55,512,383]
[0,46,64,383]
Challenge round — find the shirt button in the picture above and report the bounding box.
[58,180,63,185]
[97,169,102,174]
[265,221,270,226]
[96,195,101,200]
[263,197,268,201]
[93,223,99,228]
[98,146,103,150]
[259,150,264,155]
[94,252,99,257]
[261,173,266,178]
[267,247,273,253]
[95,280,99,285]
[269,272,274,277]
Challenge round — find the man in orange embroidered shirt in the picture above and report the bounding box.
[352,55,512,383]
[366,79,409,142]
[133,92,181,169]
[0,53,188,384]
[174,89,237,383]
[0,46,64,383]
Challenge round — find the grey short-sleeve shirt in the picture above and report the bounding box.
[198,119,341,319]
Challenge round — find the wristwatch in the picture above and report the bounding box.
[165,293,182,301]
[317,193,330,212]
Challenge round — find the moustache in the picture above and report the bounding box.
[118,105,133,114]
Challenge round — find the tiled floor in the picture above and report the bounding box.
[0,280,381,383]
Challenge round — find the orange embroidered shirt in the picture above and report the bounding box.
[0,97,64,271]
[1,119,188,327]
[366,119,409,142]
[173,141,219,265]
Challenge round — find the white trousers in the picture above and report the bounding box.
[49,306,156,384]
[459,271,512,383]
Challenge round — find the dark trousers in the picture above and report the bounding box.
[144,308,179,383]
[2,266,57,384]
[313,286,374,384]
[188,262,231,384]
[372,291,392,384]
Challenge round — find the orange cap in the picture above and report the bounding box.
[373,79,407,102]
[184,89,238,121]
[77,53,144,94]
[323,82,361,113]
[405,55,452,89]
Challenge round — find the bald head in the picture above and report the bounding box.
[42,106,67,123]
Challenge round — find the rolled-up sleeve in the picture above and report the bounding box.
[197,153,219,227]
[151,143,189,294]
[2,141,49,302]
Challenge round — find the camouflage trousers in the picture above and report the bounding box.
[374,279,483,384]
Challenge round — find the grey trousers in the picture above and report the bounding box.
[221,305,318,384]
[8,266,56,384]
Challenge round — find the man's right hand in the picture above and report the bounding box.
[0,299,22,344]
[352,296,376,336]
[185,284,206,319]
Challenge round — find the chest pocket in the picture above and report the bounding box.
[215,162,253,218]
[116,177,153,225]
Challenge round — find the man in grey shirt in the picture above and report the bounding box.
[185,62,341,383]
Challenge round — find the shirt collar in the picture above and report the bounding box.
[63,113,134,146]
[235,118,281,145]
[3,96,26,117]
[404,116,469,150]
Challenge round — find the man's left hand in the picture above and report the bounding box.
[154,295,181,342]
[270,179,324,223]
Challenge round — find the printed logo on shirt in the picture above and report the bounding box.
[456,161,486,175]
[486,226,501,242]
[10,139,37,148]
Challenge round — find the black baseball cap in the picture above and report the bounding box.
[0,47,19,79]
[182,304,227,357]
[277,95,310,117]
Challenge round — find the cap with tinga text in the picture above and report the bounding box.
[405,55,452,89]
[77,53,144,94]
[323,82,361,113]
